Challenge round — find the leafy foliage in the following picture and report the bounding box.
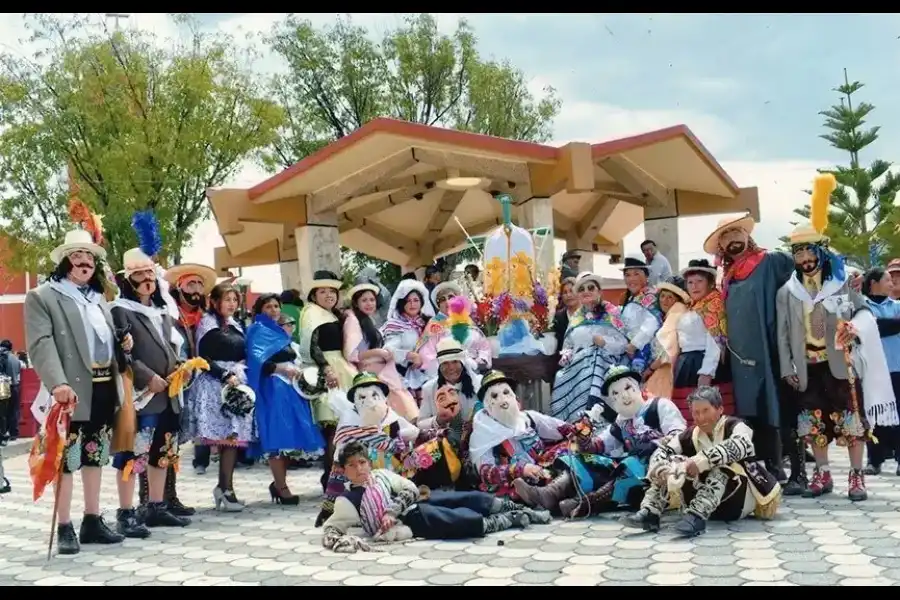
[265,13,560,289]
[781,71,900,267]
[0,14,283,272]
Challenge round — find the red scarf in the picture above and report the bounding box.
[721,249,766,299]
[178,302,203,330]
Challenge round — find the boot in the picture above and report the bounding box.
[848,469,868,502]
[114,508,151,539]
[56,522,81,555]
[803,468,834,498]
[513,473,574,512]
[492,497,552,524]
[783,435,808,497]
[482,511,529,535]
[673,512,707,538]
[81,513,127,545]
[620,508,660,532]
[0,477,9,494]
[144,502,191,528]
[165,466,195,516]
[560,480,616,518]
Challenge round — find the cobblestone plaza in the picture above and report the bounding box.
[2,444,900,586]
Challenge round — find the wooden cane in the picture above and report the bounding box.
[47,413,70,562]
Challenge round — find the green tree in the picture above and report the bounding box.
[0,13,283,272]
[781,70,900,268]
[265,13,560,288]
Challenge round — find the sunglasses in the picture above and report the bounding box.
[281,320,296,327]
[578,284,599,292]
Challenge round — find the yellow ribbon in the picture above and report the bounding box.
[168,357,210,398]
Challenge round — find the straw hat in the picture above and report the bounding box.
[887,259,900,274]
[164,263,218,294]
[436,338,466,365]
[788,223,828,246]
[122,248,155,278]
[50,230,106,264]
[310,270,343,291]
[347,282,379,299]
[657,276,690,304]
[431,281,463,309]
[574,271,603,291]
[702,212,756,255]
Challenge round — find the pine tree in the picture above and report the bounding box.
[782,70,900,268]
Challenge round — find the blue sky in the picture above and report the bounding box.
[5,13,900,290]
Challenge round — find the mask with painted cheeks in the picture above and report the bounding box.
[354,384,389,428]
[484,382,521,429]
[66,250,96,285]
[129,268,157,297]
[605,375,645,420]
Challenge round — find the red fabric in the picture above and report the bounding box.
[672,383,735,427]
[722,249,767,299]
[29,403,70,502]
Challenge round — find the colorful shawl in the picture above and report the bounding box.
[568,300,627,333]
[718,239,766,299]
[359,471,393,536]
[626,287,663,323]
[691,289,728,345]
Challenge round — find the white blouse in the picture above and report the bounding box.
[621,302,660,350]
[676,311,721,377]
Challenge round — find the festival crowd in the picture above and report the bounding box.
[15,185,900,556]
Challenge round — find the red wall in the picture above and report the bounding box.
[0,236,36,352]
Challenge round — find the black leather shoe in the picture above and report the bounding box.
[0,477,10,494]
[673,512,707,538]
[57,522,81,555]
[144,502,190,528]
[81,513,127,544]
[114,508,150,539]
[167,497,196,517]
[620,508,661,532]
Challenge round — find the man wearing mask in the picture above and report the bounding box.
[163,263,217,489]
[0,339,22,444]
[25,229,133,555]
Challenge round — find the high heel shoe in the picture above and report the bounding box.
[269,482,300,506]
[213,487,244,512]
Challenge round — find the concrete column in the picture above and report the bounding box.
[294,209,341,295]
[517,197,555,279]
[280,261,302,292]
[644,217,680,273]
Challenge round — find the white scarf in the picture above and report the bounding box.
[850,309,900,427]
[49,279,112,361]
[111,297,184,356]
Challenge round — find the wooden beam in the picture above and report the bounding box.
[675,187,760,220]
[213,240,297,274]
[431,216,502,258]
[307,149,419,215]
[418,190,466,264]
[529,142,594,197]
[577,195,620,241]
[411,147,531,183]
[358,220,420,255]
[598,155,674,208]
[349,169,447,204]
[338,178,441,233]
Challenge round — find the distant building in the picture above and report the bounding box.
[0,236,39,352]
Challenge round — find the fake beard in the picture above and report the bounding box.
[354,386,389,427]
[181,291,204,308]
[130,276,157,297]
[70,262,95,283]
[485,383,521,429]
[798,258,819,274]
[606,377,644,420]
[725,241,746,256]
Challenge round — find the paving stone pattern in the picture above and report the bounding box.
[2,447,900,586]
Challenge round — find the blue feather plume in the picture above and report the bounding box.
[132,211,163,258]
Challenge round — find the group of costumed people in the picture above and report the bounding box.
[24,171,900,558]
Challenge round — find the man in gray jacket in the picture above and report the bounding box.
[25,229,131,555]
[110,247,191,537]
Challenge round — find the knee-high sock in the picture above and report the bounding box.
[686,468,729,520]
[641,481,668,516]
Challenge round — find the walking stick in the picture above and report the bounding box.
[47,412,71,561]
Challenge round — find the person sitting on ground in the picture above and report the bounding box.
[320,441,550,553]
[623,386,782,538]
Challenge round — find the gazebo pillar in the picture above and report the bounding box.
[644,217,680,273]
[293,209,342,294]
[517,197,555,279]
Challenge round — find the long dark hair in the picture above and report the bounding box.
[862,267,887,298]
[50,256,107,294]
[352,289,383,349]
[118,271,167,308]
[307,271,343,320]
[437,364,476,399]
[396,290,426,321]
[792,245,833,282]
[253,293,280,317]
[208,282,240,328]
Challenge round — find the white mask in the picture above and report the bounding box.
[484,382,521,429]
[606,376,644,420]
[354,385,388,428]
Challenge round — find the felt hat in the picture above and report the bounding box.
[621,254,650,274]
[477,369,518,401]
[347,282,380,300]
[681,259,718,279]
[788,223,829,247]
[310,270,343,291]
[431,281,463,310]
[600,365,642,397]
[436,338,466,365]
[122,248,156,278]
[657,276,690,304]
[887,259,900,274]
[703,212,756,255]
[561,250,581,261]
[574,271,603,291]
[164,263,218,294]
[347,371,389,404]
[50,229,107,264]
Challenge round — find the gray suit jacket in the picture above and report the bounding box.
[25,283,121,423]
[776,277,860,392]
[112,306,180,416]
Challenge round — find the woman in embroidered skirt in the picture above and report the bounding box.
[381,279,434,404]
[671,259,734,425]
[551,272,630,423]
[189,282,255,511]
[246,294,324,505]
[644,276,690,398]
[343,282,418,422]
